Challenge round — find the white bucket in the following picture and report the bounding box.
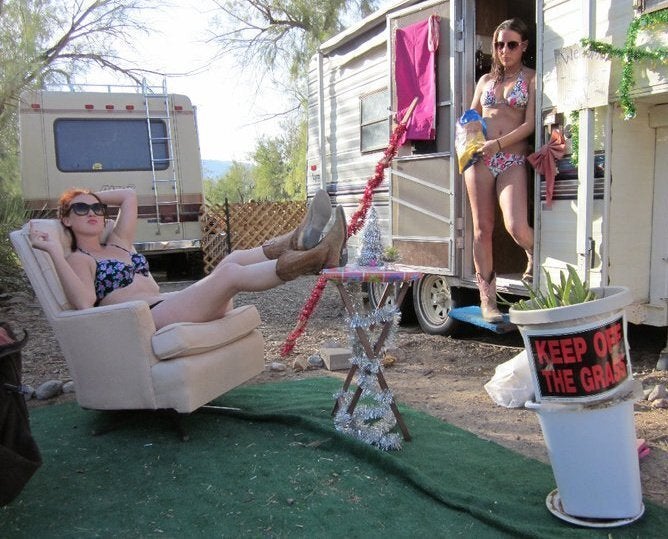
[525,381,643,520]
[510,287,634,403]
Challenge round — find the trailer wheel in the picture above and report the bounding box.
[412,274,460,335]
[366,281,416,323]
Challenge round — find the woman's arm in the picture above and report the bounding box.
[29,222,98,309]
[95,188,138,247]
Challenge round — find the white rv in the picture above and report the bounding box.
[307,0,668,357]
[19,83,204,276]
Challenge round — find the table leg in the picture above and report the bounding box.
[331,280,412,441]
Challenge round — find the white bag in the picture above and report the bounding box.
[484,350,534,408]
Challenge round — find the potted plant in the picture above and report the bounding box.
[508,266,644,523]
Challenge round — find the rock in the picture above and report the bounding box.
[657,355,668,371]
[650,398,668,409]
[63,381,76,394]
[269,362,287,372]
[36,379,64,400]
[648,383,667,402]
[22,385,36,401]
[643,387,653,401]
[307,354,324,368]
[292,357,307,372]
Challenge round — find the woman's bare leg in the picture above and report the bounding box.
[497,165,534,253]
[151,260,282,329]
[218,246,268,267]
[464,161,497,281]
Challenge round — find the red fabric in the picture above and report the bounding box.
[395,15,440,144]
[527,129,566,208]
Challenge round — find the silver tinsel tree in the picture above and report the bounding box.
[356,206,384,267]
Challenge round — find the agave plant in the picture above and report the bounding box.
[512,265,596,310]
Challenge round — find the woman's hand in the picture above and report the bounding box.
[29,222,64,259]
[479,139,501,158]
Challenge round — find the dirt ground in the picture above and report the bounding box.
[3,273,667,509]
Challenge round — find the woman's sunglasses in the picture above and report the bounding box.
[494,40,522,51]
[67,202,107,216]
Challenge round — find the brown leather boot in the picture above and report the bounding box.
[262,189,332,259]
[276,206,347,281]
[476,273,503,322]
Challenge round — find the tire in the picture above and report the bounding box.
[366,281,416,324]
[412,274,460,335]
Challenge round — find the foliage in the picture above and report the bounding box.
[581,9,668,120]
[211,0,378,83]
[204,161,255,204]
[250,116,306,201]
[0,192,27,286]
[0,0,158,197]
[211,1,378,200]
[512,265,596,311]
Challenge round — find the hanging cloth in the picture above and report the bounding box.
[395,15,440,144]
[527,129,566,208]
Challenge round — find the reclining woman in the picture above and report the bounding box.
[29,187,346,330]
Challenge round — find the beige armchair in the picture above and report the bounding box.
[10,220,265,419]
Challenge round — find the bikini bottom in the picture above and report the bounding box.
[483,152,526,179]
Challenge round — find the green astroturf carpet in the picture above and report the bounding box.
[1,377,666,538]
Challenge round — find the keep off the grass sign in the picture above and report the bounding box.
[525,315,630,401]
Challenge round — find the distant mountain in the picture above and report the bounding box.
[202,160,233,179]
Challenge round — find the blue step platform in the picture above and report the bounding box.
[448,306,517,334]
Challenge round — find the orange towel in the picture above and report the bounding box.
[527,129,566,208]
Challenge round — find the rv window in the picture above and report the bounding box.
[360,89,390,153]
[54,119,169,172]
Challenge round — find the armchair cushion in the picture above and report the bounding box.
[151,305,262,360]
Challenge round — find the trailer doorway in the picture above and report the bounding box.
[387,0,537,335]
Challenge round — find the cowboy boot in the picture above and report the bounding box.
[276,206,347,282]
[262,189,332,259]
[522,250,534,283]
[476,273,503,322]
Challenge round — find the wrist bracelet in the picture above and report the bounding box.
[497,139,502,151]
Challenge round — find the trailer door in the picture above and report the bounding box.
[388,0,455,273]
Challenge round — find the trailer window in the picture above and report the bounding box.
[54,119,169,172]
[360,89,390,153]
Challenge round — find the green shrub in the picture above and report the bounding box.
[0,193,26,283]
[512,265,596,310]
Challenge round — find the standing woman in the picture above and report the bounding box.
[465,17,535,321]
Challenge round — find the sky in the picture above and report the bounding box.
[86,1,291,162]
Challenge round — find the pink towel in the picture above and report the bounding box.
[395,15,440,144]
[527,129,566,208]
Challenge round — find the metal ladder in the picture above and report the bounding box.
[142,78,180,234]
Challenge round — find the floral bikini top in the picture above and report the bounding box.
[78,244,150,304]
[481,70,529,109]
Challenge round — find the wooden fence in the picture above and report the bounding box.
[200,200,307,274]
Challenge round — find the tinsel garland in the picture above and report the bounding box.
[279,121,409,357]
[333,293,403,451]
[581,10,668,120]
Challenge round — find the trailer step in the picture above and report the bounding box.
[448,306,517,334]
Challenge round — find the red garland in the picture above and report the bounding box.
[280,122,408,357]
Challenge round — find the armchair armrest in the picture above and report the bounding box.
[51,300,160,410]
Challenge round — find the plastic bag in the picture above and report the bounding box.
[484,350,535,408]
[455,109,487,173]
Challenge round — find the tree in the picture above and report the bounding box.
[211,1,377,199]
[211,0,378,84]
[204,161,254,204]
[0,0,158,194]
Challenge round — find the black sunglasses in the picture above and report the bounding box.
[67,202,107,216]
[494,40,522,51]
